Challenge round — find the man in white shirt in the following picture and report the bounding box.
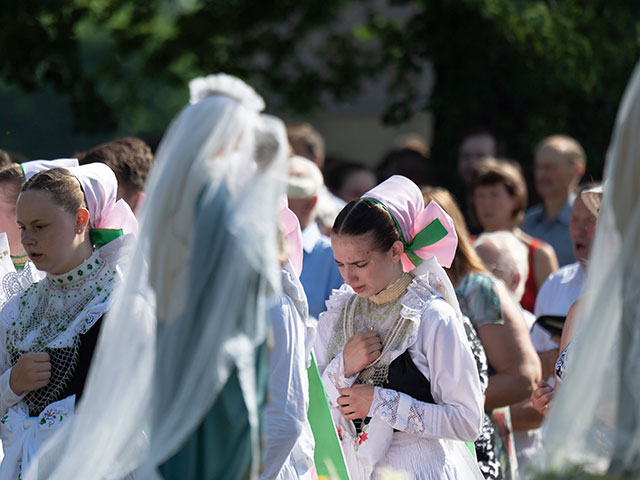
[534,183,597,319]
[508,186,597,466]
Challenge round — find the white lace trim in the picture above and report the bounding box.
[322,276,445,369]
[370,386,430,436]
[321,283,356,327]
[0,251,117,349]
[370,387,400,426]
[323,352,357,394]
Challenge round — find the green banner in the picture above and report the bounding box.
[307,353,350,479]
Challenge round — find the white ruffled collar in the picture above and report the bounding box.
[323,272,446,368]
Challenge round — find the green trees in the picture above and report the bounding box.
[1,0,638,175]
[367,0,640,180]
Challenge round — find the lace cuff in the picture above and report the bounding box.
[369,387,480,441]
[368,387,430,437]
[320,352,357,406]
[0,367,26,416]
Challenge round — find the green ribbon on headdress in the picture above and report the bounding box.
[363,197,449,267]
[90,228,123,248]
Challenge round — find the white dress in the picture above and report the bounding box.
[315,265,484,480]
[261,262,316,480]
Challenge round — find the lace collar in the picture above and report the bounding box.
[1,248,117,348]
[47,250,104,289]
[369,272,415,305]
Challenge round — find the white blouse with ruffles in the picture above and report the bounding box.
[315,264,484,479]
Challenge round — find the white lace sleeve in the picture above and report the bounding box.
[368,296,484,443]
[370,387,477,440]
[320,352,357,406]
[314,285,357,406]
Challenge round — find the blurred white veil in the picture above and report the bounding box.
[25,74,288,479]
[540,61,640,476]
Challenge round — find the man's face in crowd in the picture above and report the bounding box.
[458,134,496,183]
[534,145,580,200]
[569,196,597,266]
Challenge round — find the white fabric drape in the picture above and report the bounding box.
[540,61,640,476]
[24,75,288,479]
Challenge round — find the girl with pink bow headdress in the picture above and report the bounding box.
[314,175,484,479]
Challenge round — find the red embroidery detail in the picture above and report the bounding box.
[336,426,343,441]
[358,431,368,445]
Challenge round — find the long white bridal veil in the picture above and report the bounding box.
[539,61,640,476]
[27,74,288,479]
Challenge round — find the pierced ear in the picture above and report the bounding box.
[75,208,91,232]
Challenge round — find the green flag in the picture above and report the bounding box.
[307,353,350,479]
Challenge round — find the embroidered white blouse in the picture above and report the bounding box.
[314,267,484,479]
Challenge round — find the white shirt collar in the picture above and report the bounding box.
[302,221,323,254]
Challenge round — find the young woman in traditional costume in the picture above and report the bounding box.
[0,163,136,477]
[315,175,484,479]
[0,159,79,302]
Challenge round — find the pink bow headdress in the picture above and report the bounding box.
[279,197,303,277]
[362,175,458,272]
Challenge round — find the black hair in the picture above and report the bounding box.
[332,198,400,252]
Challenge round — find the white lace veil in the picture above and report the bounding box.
[26,74,288,479]
[539,61,640,476]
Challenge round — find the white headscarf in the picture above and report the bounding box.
[67,163,138,237]
[20,158,78,180]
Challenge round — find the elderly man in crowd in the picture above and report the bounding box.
[489,184,598,468]
[534,183,598,321]
[522,135,586,266]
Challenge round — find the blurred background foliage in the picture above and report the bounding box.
[1,0,638,181]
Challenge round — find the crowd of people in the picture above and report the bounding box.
[0,66,634,480]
